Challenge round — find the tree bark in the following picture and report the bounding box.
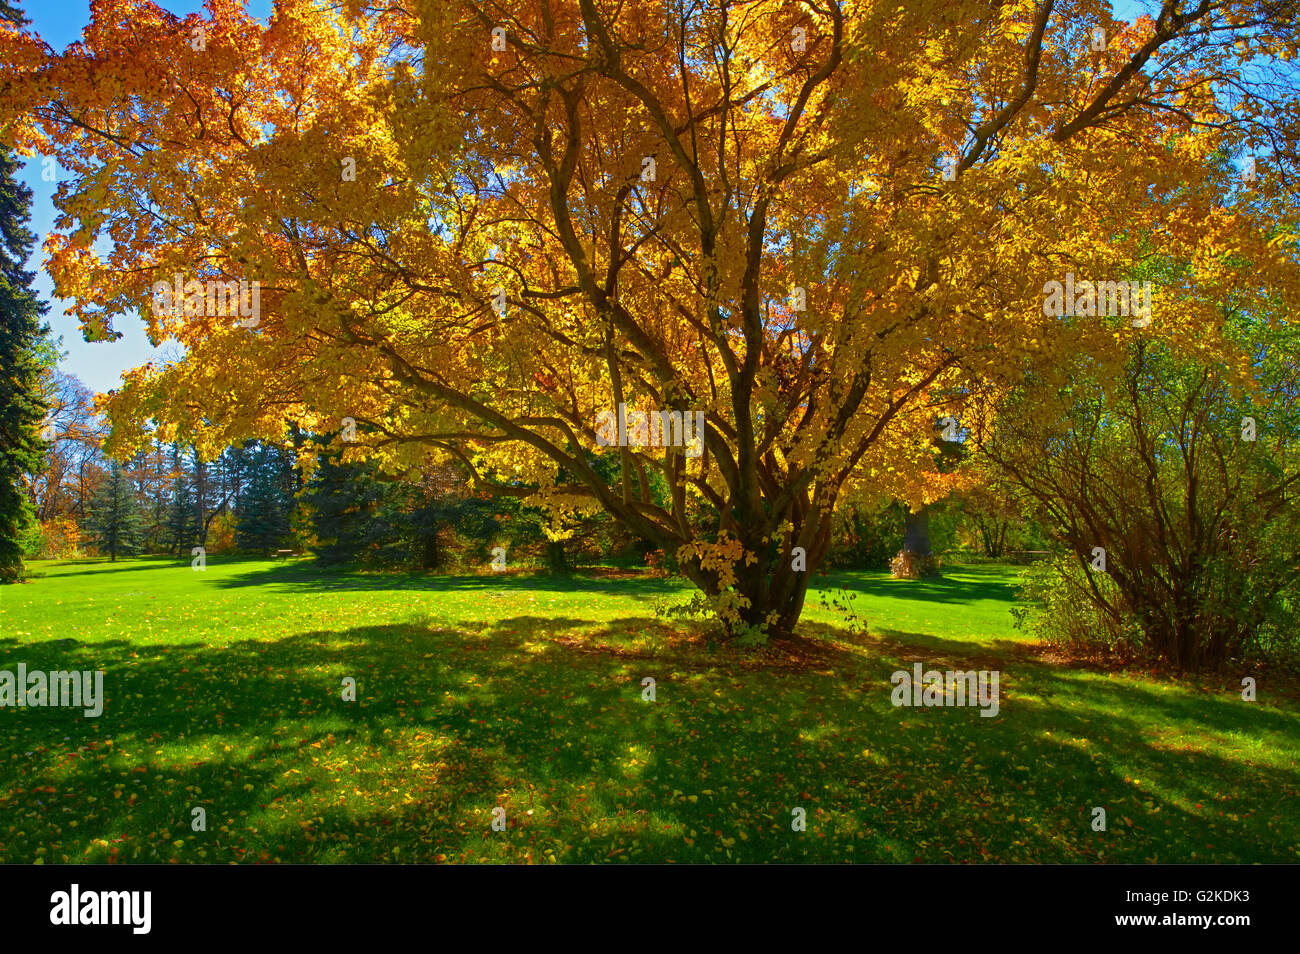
[902,506,932,556]
[419,526,439,570]
[545,540,570,574]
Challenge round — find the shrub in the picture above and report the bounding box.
[988,336,1300,670]
[826,501,905,569]
[643,548,669,577]
[203,512,238,554]
[1011,555,1143,661]
[33,517,82,559]
[890,550,942,579]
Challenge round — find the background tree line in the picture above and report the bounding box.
[22,390,1053,571]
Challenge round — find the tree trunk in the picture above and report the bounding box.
[419,527,439,570]
[545,540,570,574]
[682,508,829,643]
[903,506,932,556]
[194,453,208,545]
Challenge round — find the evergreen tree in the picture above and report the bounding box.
[165,443,200,554]
[89,461,143,561]
[0,0,50,583]
[235,441,293,554]
[302,449,393,565]
[304,441,501,569]
[144,440,169,552]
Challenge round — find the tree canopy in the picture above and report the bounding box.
[2,0,1297,634]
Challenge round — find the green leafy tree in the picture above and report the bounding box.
[993,328,1300,671]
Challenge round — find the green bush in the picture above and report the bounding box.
[1011,555,1142,660]
[992,333,1300,670]
[889,549,942,579]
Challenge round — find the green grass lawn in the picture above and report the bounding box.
[1,556,1297,863]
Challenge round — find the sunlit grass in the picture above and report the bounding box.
[0,556,1296,863]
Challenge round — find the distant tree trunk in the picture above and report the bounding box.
[976,514,1008,558]
[902,506,932,556]
[545,540,570,574]
[419,526,439,570]
[194,453,208,545]
[78,458,86,520]
[290,428,305,497]
[892,505,940,579]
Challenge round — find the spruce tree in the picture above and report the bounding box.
[0,0,49,582]
[89,461,143,561]
[166,443,200,554]
[303,447,393,565]
[0,50,47,582]
[235,441,293,554]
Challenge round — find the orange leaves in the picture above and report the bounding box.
[4,1,1299,624]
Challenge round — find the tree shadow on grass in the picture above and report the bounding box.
[205,556,1029,618]
[2,611,1296,864]
[209,560,688,600]
[816,570,1021,606]
[31,558,189,578]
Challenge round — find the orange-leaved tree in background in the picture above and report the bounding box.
[1,0,1297,639]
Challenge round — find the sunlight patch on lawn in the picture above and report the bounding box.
[619,743,653,780]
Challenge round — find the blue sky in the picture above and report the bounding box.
[17,0,1153,393]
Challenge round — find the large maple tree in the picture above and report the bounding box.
[2,0,1297,638]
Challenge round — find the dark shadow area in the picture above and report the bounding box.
[210,559,688,600]
[30,558,189,578]
[813,568,1022,606]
